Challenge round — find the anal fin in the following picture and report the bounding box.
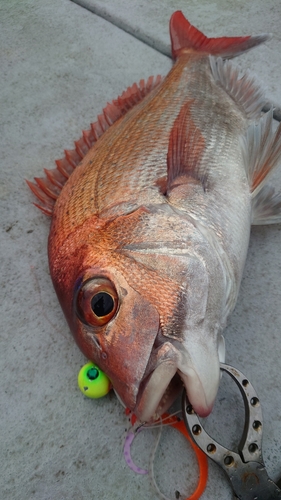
[252,185,281,225]
[242,109,281,224]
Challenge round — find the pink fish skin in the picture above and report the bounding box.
[28,12,281,422]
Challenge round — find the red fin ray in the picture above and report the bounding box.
[97,113,109,133]
[91,120,104,141]
[33,176,61,200]
[44,168,66,188]
[74,138,89,158]
[166,100,206,192]
[103,102,122,125]
[170,11,269,59]
[25,179,56,211]
[33,203,53,216]
[64,149,81,167]
[82,129,95,148]
[55,158,73,178]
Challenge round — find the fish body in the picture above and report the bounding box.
[28,12,281,422]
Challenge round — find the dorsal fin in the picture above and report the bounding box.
[170,11,269,60]
[209,57,265,120]
[166,100,206,193]
[27,75,163,216]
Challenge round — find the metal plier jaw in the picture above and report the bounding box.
[182,363,281,500]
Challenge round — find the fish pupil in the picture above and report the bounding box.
[91,292,114,317]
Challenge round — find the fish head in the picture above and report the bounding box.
[49,207,226,422]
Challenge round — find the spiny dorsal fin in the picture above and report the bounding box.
[27,75,163,216]
[166,100,206,193]
[170,11,269,60]
[209,57,265,120]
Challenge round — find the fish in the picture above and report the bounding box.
[27,11,281,422]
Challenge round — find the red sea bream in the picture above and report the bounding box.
[28,12,281,422]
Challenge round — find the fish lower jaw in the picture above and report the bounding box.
[133,368,183,423]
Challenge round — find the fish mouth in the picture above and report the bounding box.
[133,366,216,422]
[131,341,220,422]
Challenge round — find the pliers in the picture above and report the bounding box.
[182,363,281,499]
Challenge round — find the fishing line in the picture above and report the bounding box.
[149,421,173,500]
[123,412,182,476]
[123,416,175,496]
[143,410,183,429]
[123,410,208,500]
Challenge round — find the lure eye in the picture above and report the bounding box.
[76,278,118,326]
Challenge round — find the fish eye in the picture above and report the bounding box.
[76,278,118,326]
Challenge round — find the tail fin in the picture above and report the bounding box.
[170,11,269,59]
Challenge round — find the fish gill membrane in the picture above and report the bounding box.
[27,11,281,424]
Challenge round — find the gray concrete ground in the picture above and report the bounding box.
[1,1,281,499]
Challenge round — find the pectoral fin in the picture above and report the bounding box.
[166,100,206,193]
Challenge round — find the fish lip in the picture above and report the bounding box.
[132,341,183,422]
[112,349,181,421]
[133,364,182,423]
